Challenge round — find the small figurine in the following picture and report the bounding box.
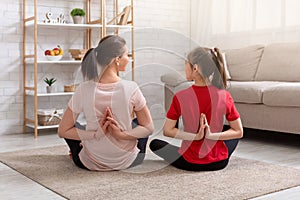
[44,12,55,23]
[57,13,67,24]
[44,12,67,24]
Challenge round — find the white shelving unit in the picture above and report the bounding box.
[23,0,103,138]
[23,0,135,138]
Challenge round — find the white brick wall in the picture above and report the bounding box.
[0,0,191,135]
[0,0,24,134]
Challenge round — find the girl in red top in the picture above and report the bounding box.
[150,47,243,171]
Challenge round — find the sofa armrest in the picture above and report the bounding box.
[160,72,187,87]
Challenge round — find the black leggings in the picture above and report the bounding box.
[149,138,239,171]
[65,119,148,169]
[65,138,87,169]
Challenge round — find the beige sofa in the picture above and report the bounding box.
[161,42,300,135]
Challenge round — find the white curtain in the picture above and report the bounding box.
[191,0,300,49]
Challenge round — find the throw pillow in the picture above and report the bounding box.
[225,45,264,81]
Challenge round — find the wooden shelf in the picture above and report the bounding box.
[26,123,59,130]
[26,92,74,97]
[26,119,86,130]
[106,24,133,28]
[26,60,82,64]
[25,21,102,30]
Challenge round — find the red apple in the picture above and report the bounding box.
[44,50,51,56]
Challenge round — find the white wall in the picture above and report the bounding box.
[130,0,191,120]
[0,0,24,135]
[0,0,191,135]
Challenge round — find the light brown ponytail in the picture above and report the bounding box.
[187,47,227,89]
[210,47,227,89]
[81,35,127,81]
[81,48,98,81]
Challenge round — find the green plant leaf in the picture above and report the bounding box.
[44,77,57,86]
[70,8,86,17]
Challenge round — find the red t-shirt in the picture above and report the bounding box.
[167,85,240,164]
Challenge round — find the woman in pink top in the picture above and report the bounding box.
[150,47,243,171]
[58,35,154,171]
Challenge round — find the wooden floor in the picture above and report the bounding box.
[234,128,300,169]
[0,122,300,199]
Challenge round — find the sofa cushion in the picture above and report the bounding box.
[161,71,186,87]
[225,45,264,81]
[227,81,281,104]
[255,42,300,82]
[263,82,300,107]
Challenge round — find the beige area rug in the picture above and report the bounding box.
[1,145,300,200]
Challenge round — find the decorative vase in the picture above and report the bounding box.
[72,16,84,24]
[46,86,53,93]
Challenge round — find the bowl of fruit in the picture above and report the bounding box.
[44,45,64,61]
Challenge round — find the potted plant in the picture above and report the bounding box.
[70,8,86,24]
[44,77,57,93]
